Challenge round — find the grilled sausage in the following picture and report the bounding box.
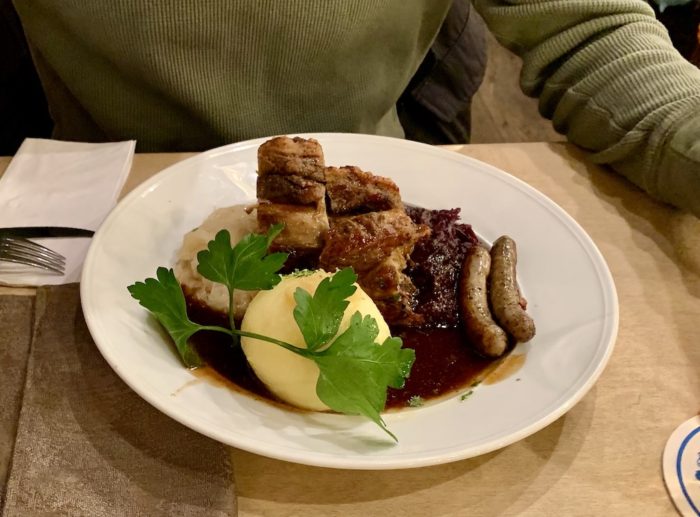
[489,236,536,342]
[459,245,509,358]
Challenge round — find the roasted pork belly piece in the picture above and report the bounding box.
[319,209,429,325]
[325,166,402,215]
[360,250,425,326]
[257,174,325,206]
[254,136,431,326]
[257,136,329,251]
[319,209,427,272]
[257,202,329,250]
[360,249,409,300]
[257,136,326,182]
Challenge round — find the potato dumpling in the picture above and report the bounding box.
[240,270,390,411]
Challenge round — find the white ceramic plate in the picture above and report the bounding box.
[81,133,618,470]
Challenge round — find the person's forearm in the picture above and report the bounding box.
[473,0,700,216]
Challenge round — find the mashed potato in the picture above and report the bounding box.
[241,270,390,411]
[174,205,258,320]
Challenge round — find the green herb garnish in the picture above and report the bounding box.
[128,227,415,440]
[127,266,206,368]
[408,395,424,407]
[196,225,287,334]
[293,267,357,351]
[460,390,474,401]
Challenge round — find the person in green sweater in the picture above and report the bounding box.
[11,0,700,217]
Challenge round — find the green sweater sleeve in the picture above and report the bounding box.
[473,0,700,216]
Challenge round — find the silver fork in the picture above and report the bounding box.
[0,234,66,274]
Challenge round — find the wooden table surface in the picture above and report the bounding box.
[2,143,699,516]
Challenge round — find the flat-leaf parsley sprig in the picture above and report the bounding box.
[127,227,415,440]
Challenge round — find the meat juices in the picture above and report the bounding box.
[256,136,428,325]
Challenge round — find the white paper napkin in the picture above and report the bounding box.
[0,138,135,286]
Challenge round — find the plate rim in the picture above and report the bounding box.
[81,133,619,469]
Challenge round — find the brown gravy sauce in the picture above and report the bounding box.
[483,353,526,385]
[184,298,523,411]
[386,327,498,409]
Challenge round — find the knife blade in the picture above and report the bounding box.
[0,227,95,238]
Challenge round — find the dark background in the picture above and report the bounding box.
[1,0,52,155]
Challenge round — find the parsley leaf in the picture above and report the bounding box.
[314,312,416,441]
[129,227,417,441]
[127,267,205,368]
[293,267,357,351]
[196,225,287,292]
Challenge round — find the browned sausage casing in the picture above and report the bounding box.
[459,245,509,358]
[489,236,536,342]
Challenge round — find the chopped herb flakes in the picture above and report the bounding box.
[408,396,424,407]
[460,390,474,401]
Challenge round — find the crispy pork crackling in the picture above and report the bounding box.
[256,136,428,326]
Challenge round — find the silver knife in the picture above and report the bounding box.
[0,227,95,238]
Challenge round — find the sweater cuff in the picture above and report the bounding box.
[654,107,700,217]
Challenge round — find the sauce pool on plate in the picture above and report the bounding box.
[179,204,524,411]
[185,298,515,411]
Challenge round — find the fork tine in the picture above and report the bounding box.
[0,247,67,269]
[0,249,65,268]
[0,238,65,263]
[1,245,65,264]
[1,257,65,274]
[0,236,66,263]
[0,251,65,274]
[0,235,66,274]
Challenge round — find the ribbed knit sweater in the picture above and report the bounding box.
[12,0,700,216]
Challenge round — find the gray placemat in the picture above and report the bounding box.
[0,295,34,508]
[2,285,237,516]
